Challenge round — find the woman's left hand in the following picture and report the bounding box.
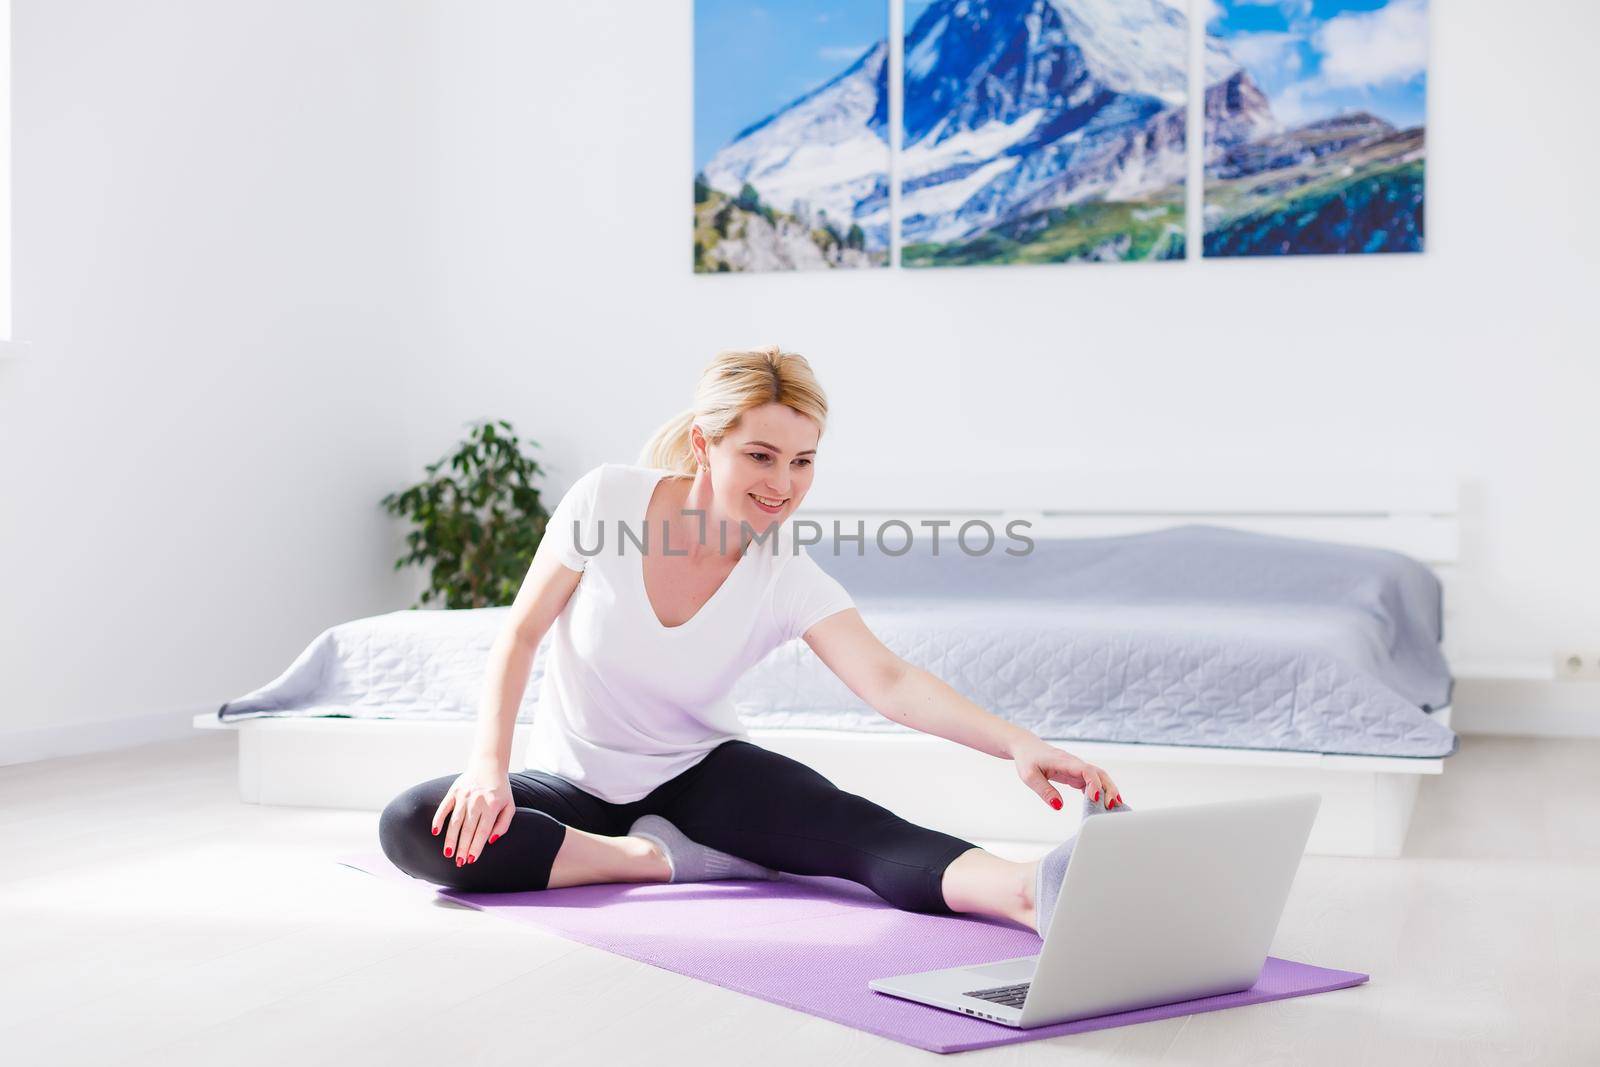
[1007,735,1122,812]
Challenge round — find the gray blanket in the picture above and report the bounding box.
[218,524,1458,759]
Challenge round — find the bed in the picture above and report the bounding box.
[195,470,1459,857]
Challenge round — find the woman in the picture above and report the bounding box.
[378,345,1126,937]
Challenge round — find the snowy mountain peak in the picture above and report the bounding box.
[701,40,891,249]
[726,40,888,150]
[905,0,1238,146]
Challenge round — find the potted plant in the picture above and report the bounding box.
[381,419,554,609]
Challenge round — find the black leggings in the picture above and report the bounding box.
[378,738,981,914]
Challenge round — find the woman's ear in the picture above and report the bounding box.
[689,424,707,469]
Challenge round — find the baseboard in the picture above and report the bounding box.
[1451,677,1600,738]
[0,704,212,768]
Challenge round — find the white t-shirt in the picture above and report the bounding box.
[523,462,857,803]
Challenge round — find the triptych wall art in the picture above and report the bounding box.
[692,0,1427,272]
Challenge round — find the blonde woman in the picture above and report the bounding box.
[379,346,1127,938]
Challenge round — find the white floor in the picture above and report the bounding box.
[1,733,1595,1065]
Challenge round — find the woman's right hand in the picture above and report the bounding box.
[432,758,515,867]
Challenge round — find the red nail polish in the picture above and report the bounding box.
[467,854,475,863]
[432,826,439,836]
[1050,796,1062,810]
[489,834,498,844]
[1093,790,1099,801]
[444,846,452,857]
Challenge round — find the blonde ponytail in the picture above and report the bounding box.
[638,408,699,473]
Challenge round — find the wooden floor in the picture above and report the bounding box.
[1,733,1595,1065]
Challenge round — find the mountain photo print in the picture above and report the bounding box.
[692,1,1429,271]
[1202,0,1427,257]
[693,1,891,273]
[899,0,1216,267]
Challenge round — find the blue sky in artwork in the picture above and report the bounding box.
[1208,0,1427,129]
[694,1,888,172]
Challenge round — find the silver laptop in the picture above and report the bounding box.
[868,793,1321,1028]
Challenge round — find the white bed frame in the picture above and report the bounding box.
[194,470,1459,859]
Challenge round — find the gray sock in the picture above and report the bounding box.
[1033,792,1133,939]
[628,814,779,883]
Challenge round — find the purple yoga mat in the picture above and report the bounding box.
[338,849,1368,1054]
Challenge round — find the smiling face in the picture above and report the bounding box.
[691,402,819,541]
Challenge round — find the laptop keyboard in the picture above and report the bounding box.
[964,981,1029,1009]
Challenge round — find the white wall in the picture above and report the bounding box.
[3,0,1595,763]
[0,0,439,761]
[427,0,1598,724]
